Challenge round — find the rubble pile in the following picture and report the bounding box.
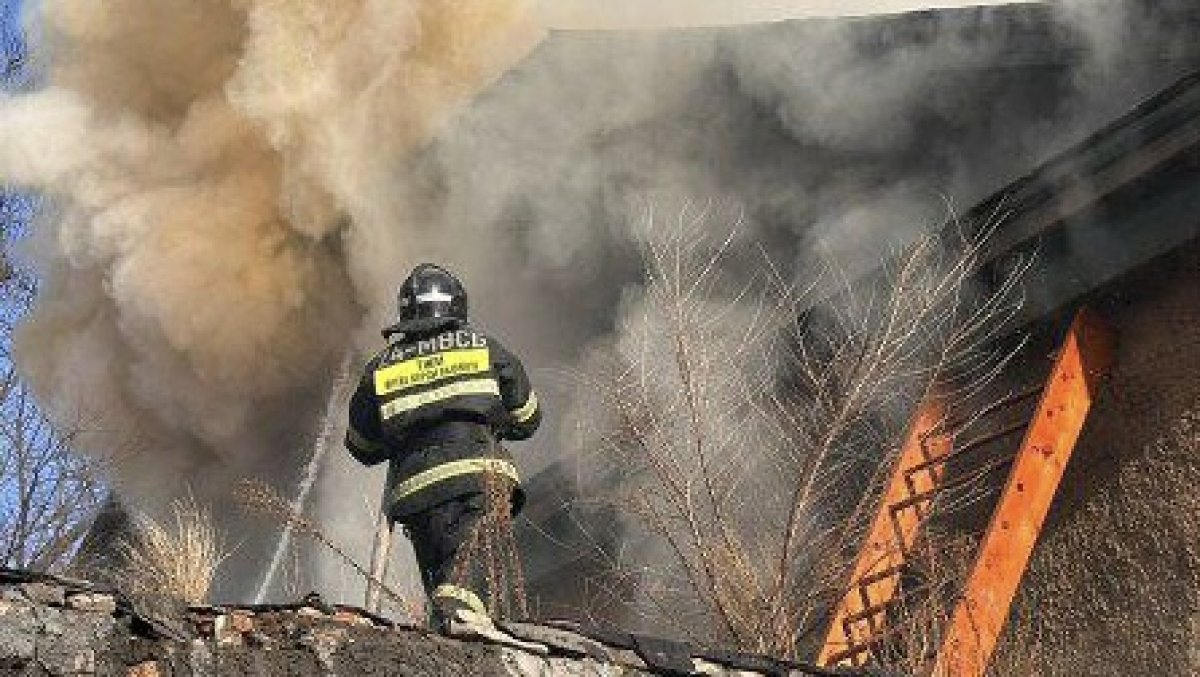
[0,569,863,676]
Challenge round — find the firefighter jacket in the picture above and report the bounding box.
[344,317,541,521]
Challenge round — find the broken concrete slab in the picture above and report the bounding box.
[0,571,886,676]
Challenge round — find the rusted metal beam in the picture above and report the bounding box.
[932,308,1116,676]
[819,394,952,667]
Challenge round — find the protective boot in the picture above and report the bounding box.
[431,584,490,635]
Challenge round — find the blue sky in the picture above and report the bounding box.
[1,0,24,88]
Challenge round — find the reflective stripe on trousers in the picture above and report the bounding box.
[433,584,486,615]
[391,458,520,504]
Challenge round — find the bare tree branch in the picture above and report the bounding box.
[568,203,1027,660]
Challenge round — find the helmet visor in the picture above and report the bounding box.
[411,288,455,319]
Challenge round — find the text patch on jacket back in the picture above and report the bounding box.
[372,330,499,424]
[375,348,491,396]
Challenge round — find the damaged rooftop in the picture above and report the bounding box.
[0,569,869,676]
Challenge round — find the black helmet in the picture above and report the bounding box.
[397,263,468,323]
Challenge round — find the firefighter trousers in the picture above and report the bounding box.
[404,492,487,617]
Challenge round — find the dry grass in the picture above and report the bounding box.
[115,496,226,605]
[234,478,423,621]
[567,202,1028,661]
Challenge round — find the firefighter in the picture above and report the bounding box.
[344,263,541,627]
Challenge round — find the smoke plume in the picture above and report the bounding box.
[537,0,1039,29]
[406,0,1199,617]
[4,1,539,483]
[0,0,542,596]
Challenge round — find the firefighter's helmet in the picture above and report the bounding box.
[397,263,468,323]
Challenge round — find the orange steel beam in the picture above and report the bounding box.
[819,394,952,667]
[933,308,1116,676]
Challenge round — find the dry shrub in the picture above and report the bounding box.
[449,471,529,620]
[234,478,423,621]
[568,202,1027,661]
[115,497,226,605]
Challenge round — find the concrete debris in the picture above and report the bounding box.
[0,568,879,676]
[20,581,66,607]
[692,659,760,677]
[446,608,551,655]
[500,621,613,661]
[127,661,161,677]
[297,627,349,671]
[211,614,241,647]
[67,592,119,614]
[332,609,373,627]
[74,649,98,673]
[227,611,253,634]
[500,648,639,676]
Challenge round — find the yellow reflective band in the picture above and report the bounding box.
[391,458,520,503]
[379,378,500,421]
[346,426,385,455]
[433,584,486,615]
[510,391,539,424]
[374,348,491,397]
